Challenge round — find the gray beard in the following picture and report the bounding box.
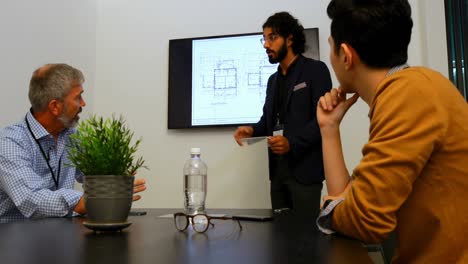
[58,111,80,128]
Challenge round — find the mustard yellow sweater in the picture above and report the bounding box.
[332,67,468,263]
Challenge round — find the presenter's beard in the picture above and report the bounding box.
[58,107,82,128]
[267,42,287,64]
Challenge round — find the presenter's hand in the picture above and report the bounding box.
[317,88,359,131]
[268,135,290,155]
[132,178,146,201]
[234,126,254,146]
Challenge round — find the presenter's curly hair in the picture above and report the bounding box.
[263,11,306,55]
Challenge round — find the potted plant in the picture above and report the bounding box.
[66,115,146,230]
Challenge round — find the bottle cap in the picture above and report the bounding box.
[190,147,201,155]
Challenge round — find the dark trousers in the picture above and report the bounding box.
[270,156,322,218]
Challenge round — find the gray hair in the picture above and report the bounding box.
[28,63,85,112]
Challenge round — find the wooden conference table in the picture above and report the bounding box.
[0,209,375,264]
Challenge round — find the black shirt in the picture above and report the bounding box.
[274,58,299,126]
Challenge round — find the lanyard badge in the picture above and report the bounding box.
[273,114,283,136]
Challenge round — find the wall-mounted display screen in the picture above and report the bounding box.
[168,28,319,129]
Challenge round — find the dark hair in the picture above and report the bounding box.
[263,11,306,55]
[327,0,413,68]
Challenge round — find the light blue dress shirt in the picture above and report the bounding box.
[0,111,83,223]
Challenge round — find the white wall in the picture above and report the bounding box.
[0,0,97,126]
[94,0,339,209]
[94,0,449,209]
[0,0,448,209]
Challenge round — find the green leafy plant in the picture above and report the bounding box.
[66,115,147,176]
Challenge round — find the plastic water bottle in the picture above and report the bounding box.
[183,147,207,215]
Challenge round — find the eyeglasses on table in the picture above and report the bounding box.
[173,212,243,233]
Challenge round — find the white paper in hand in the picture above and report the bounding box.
[240,136,268,146]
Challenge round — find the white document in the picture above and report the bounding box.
[240,136,268,146]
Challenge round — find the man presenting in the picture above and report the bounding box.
[234,12,332,217]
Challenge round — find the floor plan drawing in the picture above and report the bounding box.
[192,34,277,126]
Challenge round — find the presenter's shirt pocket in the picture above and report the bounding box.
[289,82,311,119]
[293,82,307,92]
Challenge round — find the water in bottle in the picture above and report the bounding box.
[183,147,207,215]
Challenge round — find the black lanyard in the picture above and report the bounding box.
[25,115,61,189]
[274,74,287,126]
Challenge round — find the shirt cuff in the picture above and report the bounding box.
[316,198,345,235]
[59,189,83,217]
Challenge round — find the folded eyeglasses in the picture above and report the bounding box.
[173,212,243,233]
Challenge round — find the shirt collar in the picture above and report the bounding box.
[26,110,50,140]
[277,54,300,77]
[385,63,410,77]
[368,63,411,118]
[25,109,74,140]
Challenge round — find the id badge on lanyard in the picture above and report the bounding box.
[273,115,283,136]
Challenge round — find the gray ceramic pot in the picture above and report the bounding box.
[83,175,134,223]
